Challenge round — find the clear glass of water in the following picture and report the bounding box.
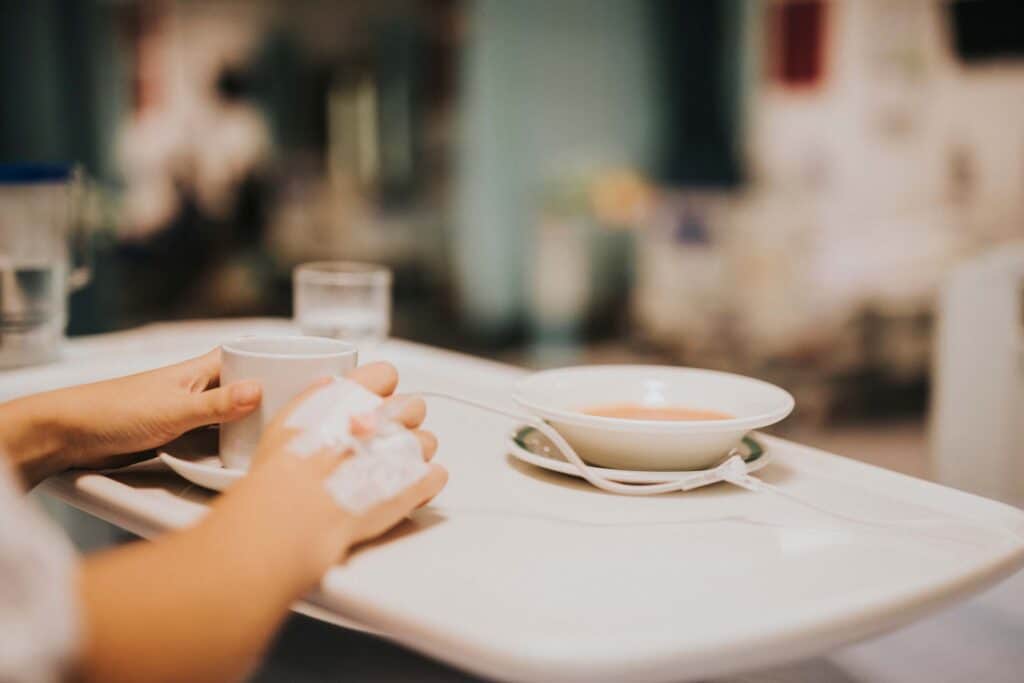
[293,262,392,348]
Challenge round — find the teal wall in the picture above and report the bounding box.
[453,0,659,339]
[0,1,125,179]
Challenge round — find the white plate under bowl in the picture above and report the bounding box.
[513,365,794,471]
[508,425,771,484]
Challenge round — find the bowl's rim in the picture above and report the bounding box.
[512,364,795,434]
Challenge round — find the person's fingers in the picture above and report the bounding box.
[414,463,447,506]
[351,464,448,544]
[412,430,438,461]
[346,362,399,397]
[395,463,448,515]
[179,381,262,430]
[180,349,222,391]
[384,394,426,428]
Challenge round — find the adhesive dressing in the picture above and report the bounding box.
[285,378,429,512]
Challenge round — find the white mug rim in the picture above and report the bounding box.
[221,335,357,360]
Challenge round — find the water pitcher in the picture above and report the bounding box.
[0,164,90,368]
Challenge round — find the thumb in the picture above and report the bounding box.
[178,381,262,430]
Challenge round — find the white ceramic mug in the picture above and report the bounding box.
[219,336,358,470]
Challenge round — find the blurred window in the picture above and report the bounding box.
[950,0,1024,63]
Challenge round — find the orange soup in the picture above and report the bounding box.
[583,403,733,421]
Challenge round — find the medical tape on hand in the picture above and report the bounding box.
[284,377,429,512]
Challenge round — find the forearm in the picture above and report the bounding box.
[76,493,320,683]
[75,458,354,683]
[0,395,71,487]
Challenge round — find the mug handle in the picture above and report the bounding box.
[66,166,92,293]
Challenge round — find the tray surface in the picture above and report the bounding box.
[14,320,1024,683]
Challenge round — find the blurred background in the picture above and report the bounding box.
[3,0,1024,494]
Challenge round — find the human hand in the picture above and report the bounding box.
[71,363,443,683]
[0,349,262,482]
[212,362,446,587]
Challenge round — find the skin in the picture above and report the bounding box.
[0,351,446,683]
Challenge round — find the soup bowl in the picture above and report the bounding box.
[513,365,794,471]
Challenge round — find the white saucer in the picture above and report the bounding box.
[159,453,244,492]
[158,430,245,492]
[506,425,770,484]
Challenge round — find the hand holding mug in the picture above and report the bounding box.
[213,362,445,585]
[1,349,263,484]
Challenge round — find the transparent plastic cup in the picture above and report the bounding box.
[293,261,392,348]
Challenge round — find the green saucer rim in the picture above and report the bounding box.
[511,427,765,469]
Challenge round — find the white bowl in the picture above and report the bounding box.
[513,365,794,471]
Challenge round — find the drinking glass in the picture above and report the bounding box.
[293,262,391,347]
